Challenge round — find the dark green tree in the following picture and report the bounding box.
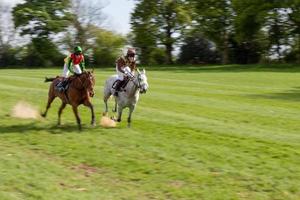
[13,0,72,66]
[131,0,190,64]
[191,0,234,64]
[232,0,272,63]
[285,0,300,62]
[265,7,291,61]
[92,28,126,66]
[178,32,220,64]
[68,0,106,51]
[131,0,157,64]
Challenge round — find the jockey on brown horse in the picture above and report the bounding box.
[56,46,86,92]
[113,48,137,96]
[41,46,95,130]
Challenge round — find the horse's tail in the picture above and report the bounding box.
[44,77,56,82]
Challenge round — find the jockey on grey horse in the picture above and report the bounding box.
[103,48,149,127]
[113,48,137,96]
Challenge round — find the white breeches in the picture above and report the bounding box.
[116,65,131,81]
[62,64,82,77]
[73,64,82,74]
[62,63,69,78]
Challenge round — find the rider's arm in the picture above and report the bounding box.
[116,58,126,73]
[80,55,86,71]
[67,57,74,73]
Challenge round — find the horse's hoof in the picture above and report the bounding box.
[41,113,46,118]
[117,119,121,122]
[102,112,108,116]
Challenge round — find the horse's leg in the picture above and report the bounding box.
[41,91,56,118]
[112,98,117,113]
[103,84,112,115]
[57,102,67,126]
[103,95,109,116]
[84,100,95,126]
[72,105,82,131]
[127,105,136,128]
[117,105,123,122]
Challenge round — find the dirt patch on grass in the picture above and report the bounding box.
[71,163,100,177]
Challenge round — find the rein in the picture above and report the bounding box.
[129,73,142,90]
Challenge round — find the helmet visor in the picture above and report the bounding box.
[127,53,135,57]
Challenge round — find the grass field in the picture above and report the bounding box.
[0,65,300,200]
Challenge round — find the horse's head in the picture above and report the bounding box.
[135,68,149,94]
[82,70,95,97]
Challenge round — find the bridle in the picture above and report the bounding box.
[129,71,148,94]
[129,72,142,90]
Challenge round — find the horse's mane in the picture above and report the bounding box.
[70,72,93,90]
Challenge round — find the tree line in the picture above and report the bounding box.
[0,0,125,67]
[131,0,300,65]
[1,0,300,67]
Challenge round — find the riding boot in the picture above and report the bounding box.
[56,79,68,92]
[114,80,124,96]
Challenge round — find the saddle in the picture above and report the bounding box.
[55,75,77,93]
[112,77,130,92]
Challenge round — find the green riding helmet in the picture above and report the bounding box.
[74,46,83,53]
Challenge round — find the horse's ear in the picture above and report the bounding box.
[91,68,94,73]
[137,68,141,73]
[142,68,146,74]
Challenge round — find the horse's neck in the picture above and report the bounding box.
[124,79,139,97]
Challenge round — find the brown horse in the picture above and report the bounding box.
[41,71,96,130]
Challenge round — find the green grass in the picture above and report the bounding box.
[0,65,300,200]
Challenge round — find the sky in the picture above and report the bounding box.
[102,0,136,34]
[1,0,136,35]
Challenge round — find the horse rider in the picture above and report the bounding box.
[114,48,137,96]
[57,46,86,92]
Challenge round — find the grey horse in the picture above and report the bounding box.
[103,69,149,127]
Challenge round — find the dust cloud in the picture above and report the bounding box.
[11,101,39,119]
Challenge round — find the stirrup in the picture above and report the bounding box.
[56,87,64,92]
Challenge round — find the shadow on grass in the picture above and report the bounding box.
[246,87,300,101]
[0,121,84,134]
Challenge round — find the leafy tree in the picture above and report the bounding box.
[232,0,272,63]
[149,48,167,64]
[68,0,106,51]
[285,0,300,62]
[191,0,234,64]
[13,0,72,66]
[178,32,220,64]
[13,0,71,37]
[92,28,126,66]
[153,0,190,64]
[265,8,291,61]
[131,0,190,64]
[131,0,159,64]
